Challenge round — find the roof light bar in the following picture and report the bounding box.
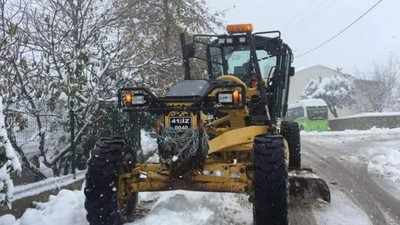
[226,23,253,34]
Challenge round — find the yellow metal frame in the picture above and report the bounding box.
[119,75,290,196]
[119,163,252,193]
[208,126,267,154]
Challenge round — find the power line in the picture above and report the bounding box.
[284,0,316,31]
[291,0,338,36]
[296,0,384,58]
[290,0,335,36]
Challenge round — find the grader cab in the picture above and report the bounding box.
[84,24,330,225]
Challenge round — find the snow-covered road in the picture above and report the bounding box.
[301,128,400,225]
[1,128,400,225]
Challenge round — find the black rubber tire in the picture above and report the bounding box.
[84,137,138,225]
[281,121,301,169]
[253,134,289,225]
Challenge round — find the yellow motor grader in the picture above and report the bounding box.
[84,24,330,225]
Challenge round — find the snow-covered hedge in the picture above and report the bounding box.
[0,96,22,208]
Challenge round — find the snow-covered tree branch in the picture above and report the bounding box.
[0,95,22,209]
[0,0,222,177]
[304,70,355,118]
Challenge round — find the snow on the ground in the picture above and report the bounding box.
[333,112,400,119]
[312,190,372,225]
[130,191,251,225]
[1,189,251,225]
[302,127,400,146]
[3,131,251,225]
[367,148,400,183]
[3,182,373,225]
[302,127,400,137]
[0,214,16,225]
[5,189,87,225]
[4,128,400,225]
[303,127,400,200]
[303,128,400,183]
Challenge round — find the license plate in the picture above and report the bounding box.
[169,117,192,130]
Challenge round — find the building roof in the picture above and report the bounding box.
[289,98,327,108]
[296,65,337,74]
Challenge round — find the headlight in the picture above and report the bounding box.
[132,94,145,105]
[218,93,233,103]
[124,93,145,106]
[217,90,241,105]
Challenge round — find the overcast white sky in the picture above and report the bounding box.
[206,0,400,75]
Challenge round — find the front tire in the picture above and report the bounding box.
[84,137,138,225]
[281,121,301,169]
[253,134,289,225]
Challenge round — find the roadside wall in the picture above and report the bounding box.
[0,172,85,218]
[329,115,400,131]
[0,179,84,218]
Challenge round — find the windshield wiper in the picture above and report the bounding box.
[258,56,273,61]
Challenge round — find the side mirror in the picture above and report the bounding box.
[289,67,295,77]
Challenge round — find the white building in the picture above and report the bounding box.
[288,65,352,119]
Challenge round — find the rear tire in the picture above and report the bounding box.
[253,134,289,225]
[84,137,138,225]
[281,121,301,169]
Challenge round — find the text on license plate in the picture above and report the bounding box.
[169,117,192,130]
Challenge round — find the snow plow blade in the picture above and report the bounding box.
[289,169,331,203]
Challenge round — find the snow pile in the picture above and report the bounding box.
[367,148,400,183]
[7,190,87,225]
[0,96,22,208]
[0,214,16,225]
[2,189,251,225]
[132,191,251,225]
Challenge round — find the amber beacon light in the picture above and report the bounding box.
[226,23,253,34]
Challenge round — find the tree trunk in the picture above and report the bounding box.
[8,136,47,180]
[328,105,338,118]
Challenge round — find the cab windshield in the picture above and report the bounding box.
[209,45,276,82]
